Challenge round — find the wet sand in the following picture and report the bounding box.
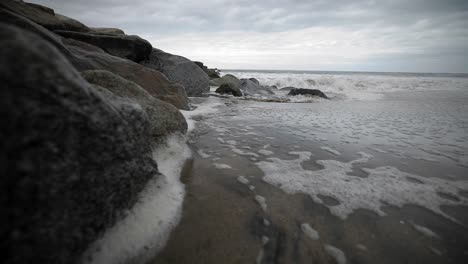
[151,92,468,264]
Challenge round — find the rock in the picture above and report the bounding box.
[1,23,159,263]
[54,30,152,62]
[81,70,188,138]
[63,38,190,110]
[90,27,125,35]
[288,88,328,99]
[249,78,260,85]
[0,0,90,32]
[0,6,189,110]
[210,74,241,89]
[194,61,221,79]
[240,78,275,96]
[142,49,210,96]
[215,83,243,97]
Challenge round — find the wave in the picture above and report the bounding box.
[222,70,468,100]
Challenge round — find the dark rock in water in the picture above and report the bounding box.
[0,0,90,32]
[142,48,209,96]
[240,78,275,96]
[1,23,159,264]
[54,30,152,62]
[249,78,260,85]
[216,83,243,97]
[288,88,328,99]
[210,74,241,89]
[63,38,190,110]
[81,70,188,138]
[90,27,125,35]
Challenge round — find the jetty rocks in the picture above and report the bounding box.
[0,0,208,263]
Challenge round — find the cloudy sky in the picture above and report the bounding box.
[31,0,468,73]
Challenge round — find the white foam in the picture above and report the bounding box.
[256,152,468,222]
[255,195,268,212]
[258,149,274,156]
[180,98,222,133]
[213,163,232,169]
[321,146,342,156]
[197,149,211,158]
[356,244,367,251]
[237,175,249,185]
[301,223,320,240]
[324,245,347,264]
[231,147,259,157]
[82,134,191,264]
[412,224,440,239]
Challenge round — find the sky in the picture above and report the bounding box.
[30,0,468,73]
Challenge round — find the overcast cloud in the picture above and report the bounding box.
[30,0,468,73]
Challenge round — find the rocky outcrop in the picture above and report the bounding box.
[81,70,188,138]
[0,0,90,32]
[54,30,152,62]
[90,27,125,35]
[1,23,159,264]
[142,49,210,96]
[249,78,260,85]
[288,88,328,99]
[240,78,275,96]
[215,83,243,97]
[210,74,241,89]
[63,38,190,110]
[194,61,221,79]
[0,4,189,110]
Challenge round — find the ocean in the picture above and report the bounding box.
[152,70,468,264]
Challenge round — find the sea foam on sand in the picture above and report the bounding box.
[256,151,468,222]
[82,135,192,264]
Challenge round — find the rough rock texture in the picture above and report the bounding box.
[90,27,125,35]
[1,23,159,264]
[82,70,188,138]
[215,83,243,97]
[63,38,190,110]
[0,0,90,32]
[210,74,241,89]
[193,61,221,79]
[54,30,152,62]
[288,88,328,99]
[240,78,275,96]
[142,48,210,96]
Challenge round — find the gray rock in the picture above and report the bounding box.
[54,30,152,62]
[0,0,90,32]
[215,83,243,97]
[210,74,241,89]
[279,86,296,91]
[249,78,260,85]
[288,88,328,99]
[81,70,188,138]
[1,23,159,264]
[142,48,209,96]
[193,61,221,79]
[90,27,125,35]
[240,78,275,96]
[63,38,190,110]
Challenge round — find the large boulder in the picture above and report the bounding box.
[288,88,328,99]
[54,30,152,62]
[1,23,159,264]
[215,83,242,97]
[142,48,210,96]
[63,38,190,110]
[240,78,275,96]
[210,74,241,89]
[0,0,90,32]
[81,70,188,138]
